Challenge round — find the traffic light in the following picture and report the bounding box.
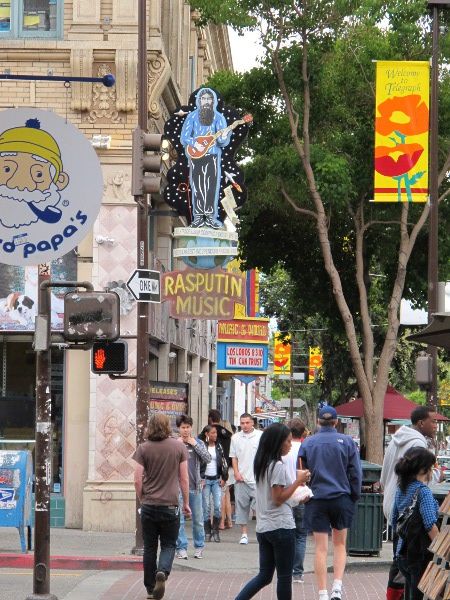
[91,340,128,375]
[131,128,170,196]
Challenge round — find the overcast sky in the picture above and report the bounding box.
[229,28,263,72]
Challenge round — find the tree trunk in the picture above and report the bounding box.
[363,388,385,465]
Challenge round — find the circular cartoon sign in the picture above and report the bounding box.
[0,108,103,266]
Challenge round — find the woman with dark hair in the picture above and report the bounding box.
[392,447,440,600]
[201,425,228,542]
[235,423,310,600]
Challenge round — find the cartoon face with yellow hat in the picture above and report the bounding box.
[0,118,69,228]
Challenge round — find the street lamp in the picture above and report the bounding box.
[427,0,449,410]
[198,373,204,431]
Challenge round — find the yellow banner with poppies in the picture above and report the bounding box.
[308,346,323,384]
[374,61,429,203]
[273,333,291,375]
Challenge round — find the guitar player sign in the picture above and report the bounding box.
[164,87,251,229]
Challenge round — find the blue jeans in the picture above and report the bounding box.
[293,504,307,576]
[202,478,222,519]
[141,504,180,594]
[177,490,205,550]
[235,528,296,600]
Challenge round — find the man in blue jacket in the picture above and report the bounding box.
[299,406,362,600]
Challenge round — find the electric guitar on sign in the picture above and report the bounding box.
[187,113,253,160]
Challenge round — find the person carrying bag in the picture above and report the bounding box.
[392,447,440,600]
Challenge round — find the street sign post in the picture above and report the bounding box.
[126,269,161,303]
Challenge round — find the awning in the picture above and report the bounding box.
[407,313,450,350]
[335,386,449,421]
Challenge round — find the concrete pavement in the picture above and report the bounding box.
[0,522,391,599]
[0,521,392,573]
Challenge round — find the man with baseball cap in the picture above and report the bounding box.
[299,405,362,600]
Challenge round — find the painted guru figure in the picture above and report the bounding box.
[180,88,231,229]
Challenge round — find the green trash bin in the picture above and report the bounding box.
[347,461,383,556]
[347,493,384,556]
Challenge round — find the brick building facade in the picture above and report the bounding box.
[0,0,232,531]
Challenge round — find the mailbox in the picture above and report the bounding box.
[0,450,33,552]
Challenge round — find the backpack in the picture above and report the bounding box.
[396,489,420,540]
[396,486,432,562]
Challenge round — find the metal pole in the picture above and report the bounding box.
[133,0,150,554]
[427,4,439,411]
[26,264,57,600]
[289,336,294,419]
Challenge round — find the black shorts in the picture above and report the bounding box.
[305,495,356,532]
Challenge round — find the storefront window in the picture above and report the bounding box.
[0,339,64,492]
[0,0,61,37]
[0,1,11,31]
[22,0,56,32]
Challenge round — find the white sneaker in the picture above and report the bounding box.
[293,574,304,583]
[239,534,249,545]
[194,548,204,559]
[175,549,188,559]
[330,590,342,600]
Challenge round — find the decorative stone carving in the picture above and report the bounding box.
[71,49,93,111]
[115,50,137,113]
[104,170,132,201]
[87,63,123,124]
[148,52,171,120]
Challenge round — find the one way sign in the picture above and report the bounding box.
[126,269,161,303]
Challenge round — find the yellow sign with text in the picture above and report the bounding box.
[374,61,429,203]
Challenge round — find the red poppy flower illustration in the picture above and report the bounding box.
[274,340,291,371]
[374,143,424,177]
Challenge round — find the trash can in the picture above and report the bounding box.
[347,461,383,556]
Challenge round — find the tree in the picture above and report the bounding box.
[190,0,450,462]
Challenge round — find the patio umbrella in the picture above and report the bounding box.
[407,313,450,350]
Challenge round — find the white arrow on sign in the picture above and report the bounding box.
[126,269,161,303]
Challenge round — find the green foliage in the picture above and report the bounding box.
[200,0,450,401]
[406,389,426,406]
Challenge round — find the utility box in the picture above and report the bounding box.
[0,450,33,552]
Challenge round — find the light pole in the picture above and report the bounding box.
[427,0,449,410]
[198,373,204,431]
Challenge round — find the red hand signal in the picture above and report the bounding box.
[94,348,106,370]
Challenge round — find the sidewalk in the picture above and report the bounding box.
[0,520,392,573]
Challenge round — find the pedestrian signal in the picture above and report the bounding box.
[91,340,128,374]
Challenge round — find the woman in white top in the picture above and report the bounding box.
[235,423,310,600]
[201,425,228,542]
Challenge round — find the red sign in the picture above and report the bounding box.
[217,318,269,343]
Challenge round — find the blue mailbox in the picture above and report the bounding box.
[0,450,33,552]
